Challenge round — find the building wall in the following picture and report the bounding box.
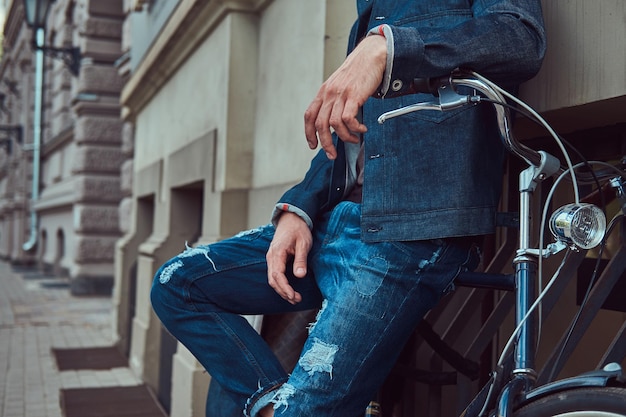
[2,0,625,416]
[114,0,355,415]
[0,0,125,294]
[0,0,35,265]
[518,0,626,138]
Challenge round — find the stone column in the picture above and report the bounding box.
[111,0,138,352]
[70,0,125,294]
[112,121,138,354]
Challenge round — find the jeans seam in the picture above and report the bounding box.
[338,272,424,414]
[218,311,267,375]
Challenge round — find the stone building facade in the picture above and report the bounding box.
[0,0,125,295]
[112,1,356,414]
[1,1,625,417]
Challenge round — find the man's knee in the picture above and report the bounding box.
[150,258,184,322]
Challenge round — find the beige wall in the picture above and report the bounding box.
[519,0,626,136]
[133,21,229,174]
[118,1,355,415]
[132,1,341,197]
[251,0,326,188]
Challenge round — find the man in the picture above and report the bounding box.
[151,1,546,416]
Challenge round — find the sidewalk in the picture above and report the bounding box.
[0,261,140,417]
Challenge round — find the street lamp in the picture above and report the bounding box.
[23,0,53,28]
[22,0,81,76]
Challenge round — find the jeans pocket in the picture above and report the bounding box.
[355,255,389,297]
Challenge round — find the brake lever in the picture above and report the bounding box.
[377,101,441,123]
[377,83,474,124]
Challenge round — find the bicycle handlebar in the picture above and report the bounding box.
[379,70,544,168]
[409,76,448,95]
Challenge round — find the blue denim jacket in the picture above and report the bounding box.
[275,0,546,242]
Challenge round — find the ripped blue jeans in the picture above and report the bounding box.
[150,201,478,417]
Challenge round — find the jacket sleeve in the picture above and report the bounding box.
[271,135,347,228]
[380,0,547,96]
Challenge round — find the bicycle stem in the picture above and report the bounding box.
[513,176,539,379]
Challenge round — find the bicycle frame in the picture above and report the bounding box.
[378,70,624,417]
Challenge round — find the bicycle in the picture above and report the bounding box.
[376,69,626,417]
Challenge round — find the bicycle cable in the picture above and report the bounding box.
[470,71,581,204]
[476,94,613,355]
[496,161,616,368]
[496,251,571,367]
[547,211,624,382]
[535,161,610,349]
[450,73,626,415]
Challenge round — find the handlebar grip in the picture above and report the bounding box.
[410,75,449,95]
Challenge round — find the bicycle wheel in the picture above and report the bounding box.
[514,387,626,417]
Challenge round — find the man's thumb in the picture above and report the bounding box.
[293,253,307,278]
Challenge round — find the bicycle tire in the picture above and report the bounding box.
[513,387,626,417]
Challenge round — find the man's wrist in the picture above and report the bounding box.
[271,203,313,229]
[367,24,394,97]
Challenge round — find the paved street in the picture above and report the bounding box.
[0,262,139,417]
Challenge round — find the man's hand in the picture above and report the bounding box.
[304,34,387,159]
[266,212,312,304]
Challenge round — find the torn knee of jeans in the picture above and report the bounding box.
[180,242,217,271]
[158,242,219,285]
[298,337,338,378]
[158,260,183,284]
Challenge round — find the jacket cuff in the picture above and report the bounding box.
[271,203,314,230]
[367,24,395,97]
[370,24,427,98]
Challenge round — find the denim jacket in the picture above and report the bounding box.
[274,0,546,242]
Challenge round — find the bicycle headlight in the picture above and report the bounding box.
[549,203,606,250]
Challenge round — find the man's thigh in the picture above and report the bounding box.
[157,223,323,316]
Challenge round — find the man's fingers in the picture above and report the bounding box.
[305,74,368,158]
[269,270,301,305]
[304,98,322,150]
[266,231,302,304]
[267,254,301,304]
[342,99,367,138]
[292,241,309,278]
[266,215,311,305]
[304,35,386,150]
